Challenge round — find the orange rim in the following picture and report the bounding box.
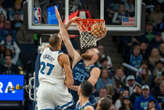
[75,18,105,32]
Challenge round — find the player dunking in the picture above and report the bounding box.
[37,34,74,110]
[55,7,101,106]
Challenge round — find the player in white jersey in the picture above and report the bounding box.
[37,34,74,110]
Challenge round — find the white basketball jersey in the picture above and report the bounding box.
[39,48,65,84]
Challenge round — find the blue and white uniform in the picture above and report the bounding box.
[37,48,73,110]
[75,101,92,110]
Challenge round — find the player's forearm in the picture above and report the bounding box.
[65,73,74,85]
[65,20,73,30]
[59,21,77,59]
[68,85,79,91]
[62,36,76,59]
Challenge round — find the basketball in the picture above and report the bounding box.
[91,23,107,39]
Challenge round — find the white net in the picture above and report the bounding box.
[80,32,97,49]
[75,19,106,50]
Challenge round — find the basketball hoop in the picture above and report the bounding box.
[74,18,107,50]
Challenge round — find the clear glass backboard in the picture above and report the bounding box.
[27,0,142,32]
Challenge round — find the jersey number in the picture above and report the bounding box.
[40,61,54,75]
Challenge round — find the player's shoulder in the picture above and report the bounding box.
[58,53,69,59]
[92,67,101,72]
[84,106,94,110]
[58,53,70,62]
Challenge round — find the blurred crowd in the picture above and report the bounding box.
[105,0,135,25]
[0,0,164,110]
[0,0,24,74]
[107,0,164,110]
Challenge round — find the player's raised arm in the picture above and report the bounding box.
[58,53,74,87]
[55,6,81,65]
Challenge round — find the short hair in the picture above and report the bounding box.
[99,96,112,110]
[49,33,60,47]
[80,80,93,97]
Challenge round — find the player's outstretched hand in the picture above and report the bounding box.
[70,16,81,23]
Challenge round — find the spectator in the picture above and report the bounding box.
[152,76,164,98]
[153,81,164,109]
[14,0,24,19]
[0,48,11,65]
[1,34,21,65]
[149,4,164,26]
[112,67,126,90]
[129,45,143,68]
[96,96,112,110]
[96,68,112,92]
[148,48,161,69]
[96,87,108,102]
[119,96,133,110]
[0,13,5,22]
[130,84,142,105]
[12,12,23,31]
[115,89,129,110]
[1,55,19,74]
[112,3,129,25]
[148,100,158,110]
[0,0,7,19]
[138,61,152,77]
[97,45,112,68]
[144,0,158,13]
[12,0,23,21]
[149,32,163,49]
[140,42,149,60]
[125,75,137,95]
[159,18,164,31]
[136,68,153,86]
[99,57,112,70]
[153,60,164,78]
[106,85,117,103]
[4,20,16,39]
[134,85,160,110]
[141,23,155,43]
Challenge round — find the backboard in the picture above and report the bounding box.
[26,0,144,35]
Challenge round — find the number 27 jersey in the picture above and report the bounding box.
[39,48,65,85]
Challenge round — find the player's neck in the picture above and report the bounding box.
[84,60,94,67]
[79,95,89,106]
[50,46,61,51]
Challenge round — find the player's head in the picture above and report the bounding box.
[96,96,112,110]
[78,80,93,98]
[49,33,62,49]
[81,48,100,63]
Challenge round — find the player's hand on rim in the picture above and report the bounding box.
[70,16,81,23]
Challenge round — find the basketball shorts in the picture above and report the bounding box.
[37,82,73,110]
